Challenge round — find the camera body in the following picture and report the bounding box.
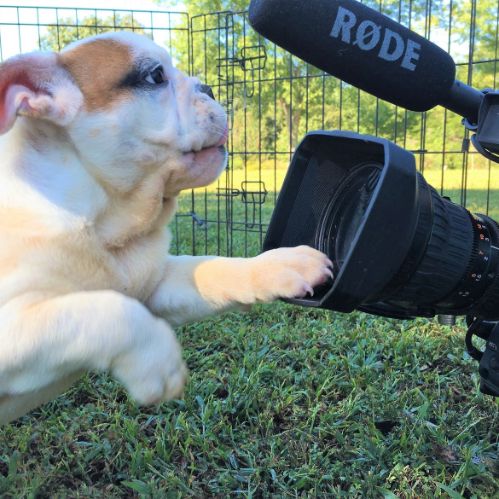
[480,323,499,396]
[251,0,499,397]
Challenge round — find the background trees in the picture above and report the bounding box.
[156,0,497,172]
[41,0,499,174]
[39,0,498,175]
[39,13,146,51]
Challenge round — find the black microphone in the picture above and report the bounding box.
[248,0,483,123]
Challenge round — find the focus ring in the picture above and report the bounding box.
[393,183,474,305]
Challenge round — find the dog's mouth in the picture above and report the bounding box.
[163,126,228,196]
[181,126,229,157]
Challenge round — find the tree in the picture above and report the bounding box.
[157,1,495,171]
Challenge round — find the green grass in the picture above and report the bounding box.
[1,166,499,497]
[1,306,498,497]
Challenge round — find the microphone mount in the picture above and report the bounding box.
[440,80,483,126]
[465,90,499,164]
[429,80,499,165]
[399,80,499,164]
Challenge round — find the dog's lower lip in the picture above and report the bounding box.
[182,144,225,156]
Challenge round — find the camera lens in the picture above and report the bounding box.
[264,131,499,321]
[316,163,382,275]
[383,175,499,318]
[317,163,499,319]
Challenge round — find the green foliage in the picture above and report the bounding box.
[38,2,499,172]
[159,0,248,14]
[157,0,496,171]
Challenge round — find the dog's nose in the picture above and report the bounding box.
[197,84,215,100]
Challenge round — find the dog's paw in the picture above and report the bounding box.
[250,245,333,302]
[111,320,188,405]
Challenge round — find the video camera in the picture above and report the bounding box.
[248,0,499,396]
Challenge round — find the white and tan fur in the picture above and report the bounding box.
[0,32,332,425]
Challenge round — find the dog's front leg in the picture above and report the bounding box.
[0,291,187,424]
[147,246,332,326]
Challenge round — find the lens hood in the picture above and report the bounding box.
[264,131,420,313]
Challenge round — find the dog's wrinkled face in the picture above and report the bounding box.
[58,32,228,196]
[0,32,228,245]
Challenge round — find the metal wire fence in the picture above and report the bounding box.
[1,2,498,258]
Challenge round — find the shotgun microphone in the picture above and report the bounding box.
[248,0,483,123]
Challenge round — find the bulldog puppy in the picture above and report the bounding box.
[0,32,332,425]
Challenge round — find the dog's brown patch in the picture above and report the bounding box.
[59,39,133,111]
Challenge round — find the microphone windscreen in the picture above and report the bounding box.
[249,0,456,112]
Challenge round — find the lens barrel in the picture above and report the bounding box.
[364,174,499,319]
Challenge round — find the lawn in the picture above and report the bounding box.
[1,166,498,498]
[0,307,498,497]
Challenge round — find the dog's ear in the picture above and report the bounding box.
[0,52,83,134]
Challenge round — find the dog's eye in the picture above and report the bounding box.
[145,65,167,85]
